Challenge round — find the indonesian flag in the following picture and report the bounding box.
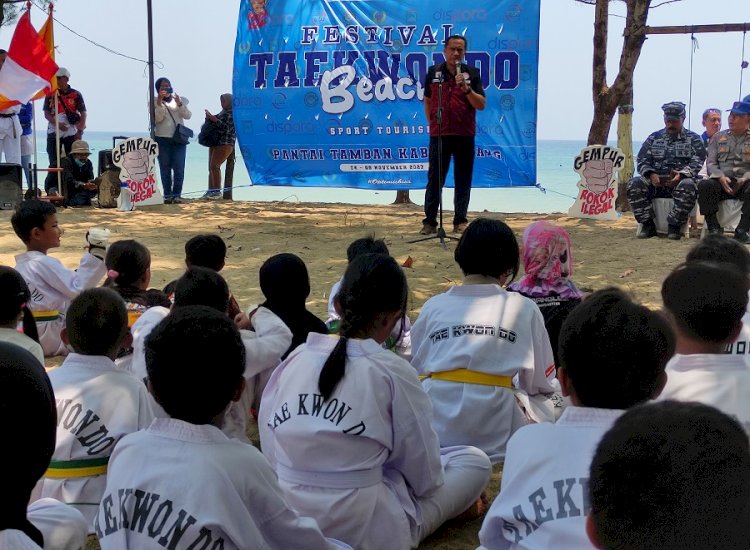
[0,11,58,105]
[31,9,57,99]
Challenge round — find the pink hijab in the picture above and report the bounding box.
[508,221,583,299]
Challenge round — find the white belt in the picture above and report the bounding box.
[276,463,382,489]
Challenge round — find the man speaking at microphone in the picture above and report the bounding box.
[420,35,486,235]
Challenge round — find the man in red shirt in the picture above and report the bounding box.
[420,35,486,235]
[42,68,87,195]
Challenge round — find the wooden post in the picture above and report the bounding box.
[616,89,634,212]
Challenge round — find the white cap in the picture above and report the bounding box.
[56,67,70,78]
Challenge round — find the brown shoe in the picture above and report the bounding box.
[420,223,437,235]
[454,222,468,233]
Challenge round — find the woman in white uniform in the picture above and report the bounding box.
[260,253,491,550]
[410,218,559,463]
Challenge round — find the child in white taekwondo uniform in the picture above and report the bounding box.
[327,235,412,356]
[11,201,108,357]
[685,234,750,368]
[128,266,292,441]
[95,306,347,549]
[260,253,492,550]
[40,288,155,530]
[658,261,750,432]
[0,343,88,550]
[587,402,750,550]
[410,219,559,463]
[0,266,45,365]
[478,289,675,550]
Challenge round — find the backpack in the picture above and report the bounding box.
[96,169,121,208]
[198,119,221,147]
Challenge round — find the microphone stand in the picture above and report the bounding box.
[410,62,458,249]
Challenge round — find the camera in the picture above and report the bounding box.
[166,87,174,94]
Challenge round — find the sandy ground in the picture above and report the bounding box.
[0,199,692,549]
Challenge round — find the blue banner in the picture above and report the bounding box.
[233,1,539,189]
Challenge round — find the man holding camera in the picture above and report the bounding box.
[698,100,750,243]
[627,101,705,241]
[42,67,86,194]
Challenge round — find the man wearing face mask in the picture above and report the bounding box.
[626,102,706,241]
[59,140,96,207]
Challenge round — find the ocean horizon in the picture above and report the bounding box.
[30,132,635,214]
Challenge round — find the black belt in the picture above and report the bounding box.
[0,113,16,118]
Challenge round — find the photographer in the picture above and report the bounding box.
[152,77,192,204]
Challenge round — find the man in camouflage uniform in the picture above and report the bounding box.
[627,102,706,240]
[697,100,750,243]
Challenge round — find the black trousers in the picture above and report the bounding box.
[697,177,750,232]
[423,135,475,227]
[45,133,77,193]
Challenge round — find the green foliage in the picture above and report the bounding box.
[1,1,52,28]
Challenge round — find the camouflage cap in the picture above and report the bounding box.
[662,101,686,120]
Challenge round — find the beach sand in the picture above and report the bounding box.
[0,199,691,549]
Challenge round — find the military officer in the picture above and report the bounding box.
[697,100,750,243]
[627,102,706,240]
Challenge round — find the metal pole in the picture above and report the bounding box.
[54,92,61,194]
[147,0,155,139]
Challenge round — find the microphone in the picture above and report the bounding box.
[455,60,461,75]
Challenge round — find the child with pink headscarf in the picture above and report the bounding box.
[508,221,584,367]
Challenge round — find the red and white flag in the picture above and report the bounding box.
[0,10,58,104]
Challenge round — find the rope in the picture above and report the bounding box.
[534,183,578,201]
[688,33,698,127]
[740,31,747,100]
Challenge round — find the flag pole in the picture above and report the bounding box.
[54,91,61,195]
[147,0,155,139]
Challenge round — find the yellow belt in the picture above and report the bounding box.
[420,368,513,388]
[127,310,142,328]
[45,457,109,479]
[32,310,60,322]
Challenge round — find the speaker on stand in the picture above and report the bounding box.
[0,163,22,210]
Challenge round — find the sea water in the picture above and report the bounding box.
[31,132,637,214]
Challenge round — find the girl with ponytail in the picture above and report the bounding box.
[260,253,491,549]
[0,266,44,364]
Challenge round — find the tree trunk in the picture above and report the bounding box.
[393,190,414,204]
[587,0,651,145]
[616,87,634,211]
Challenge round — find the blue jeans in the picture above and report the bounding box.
[155,136,187,199]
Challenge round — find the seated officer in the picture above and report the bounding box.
[56,140,97,207]
[627,102,706,240]
[698,100,750,243]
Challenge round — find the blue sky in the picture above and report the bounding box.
[7,0,750,140]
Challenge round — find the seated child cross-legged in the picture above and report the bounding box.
[478,288,675,549]
[260,253,491,549]
[658,261,750,430]
[95,306,345,549]
[587,401,750,550]
[0,266,44,365]
[11,201,108,357]
[410,218,559,463]
[162,233,242,318]
[0,343,87,550]
[41,288,155,529]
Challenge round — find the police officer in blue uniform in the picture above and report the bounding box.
[627,102,706,240]
[698,100,750,243]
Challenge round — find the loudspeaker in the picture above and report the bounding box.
[98,149,114,176]
[0,163,22,210]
